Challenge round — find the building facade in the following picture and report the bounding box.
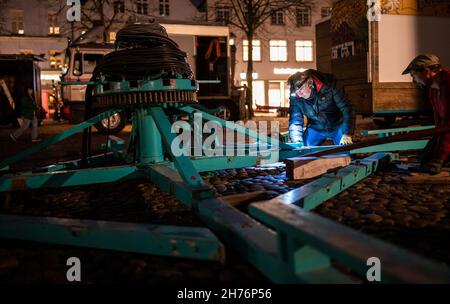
[0,0,334,112]
[207,0,334,109]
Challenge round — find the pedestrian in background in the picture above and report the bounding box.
[10,86,41,143]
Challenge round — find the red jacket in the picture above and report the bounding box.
[428,69,450,161]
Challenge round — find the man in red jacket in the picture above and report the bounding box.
[403,54,450,174]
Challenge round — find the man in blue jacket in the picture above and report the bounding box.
[288,69,354,146]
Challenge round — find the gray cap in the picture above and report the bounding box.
[402,54,441,75]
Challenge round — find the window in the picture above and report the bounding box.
[321,7,332,18]
[10,10,24,35]
[215,5,230,24]
[243,40,261,62]
[268,81,290,108]
[271,11,285,25]
[269,40,287,62]
[83,53,104,74]
[49,50,62,69]
[62,49,71,75]
[296,40,313,62]
[109,32,117,43]
[241,80,265,107]
[159,0,170,16]
[296,7,311,27]
[136,0,148,15]
[48,13,60,35]
[73,52,83,75]
[113,0,125,14]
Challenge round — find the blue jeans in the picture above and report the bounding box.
[303,124,344,146]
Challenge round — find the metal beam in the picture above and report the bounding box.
[149,107,211,193]
[361,125,434,137]
[0,165,140,192]
[248,201,450,283]
[191,155,260,172]
[196,198,355,283]
[179,105,292,150]
[0,214,225,262]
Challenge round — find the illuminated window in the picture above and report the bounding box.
[269,81,290,108]
[48,13,60,35]
[296,7,311,27]
[243,40,261,62]
[83,53,104,74]
[295,40,313,62]
[49,50,63,70]
[241,80,265,107]
[159,0,170,16]
[136,0,148,15]
[10,10,24,35]
[270,40,287,62]
[271,11,284,25]
[109,32,117,43]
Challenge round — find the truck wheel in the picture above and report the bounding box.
[373,115,396,128]
[94,110,126,134]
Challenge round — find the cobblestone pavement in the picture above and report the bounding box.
[1,116,448,283]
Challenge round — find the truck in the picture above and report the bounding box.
[61,22,240,133]
[315,0,450,127]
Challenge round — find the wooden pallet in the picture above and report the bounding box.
[0,79,15,110]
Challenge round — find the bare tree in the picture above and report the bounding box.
[211,0,309,119]
[75,0,122,43]
[68,0,161,43]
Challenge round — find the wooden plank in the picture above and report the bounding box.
[373,86,429,112]
[0,79,15,110]
[221,191,266,207]
[402,172,450,184]
[285,155,351,180]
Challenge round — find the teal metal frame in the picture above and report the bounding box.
[0,214,224,262]
[1,81,449,283]
[361,125,434,137]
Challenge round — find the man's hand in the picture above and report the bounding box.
[339,134,353,145]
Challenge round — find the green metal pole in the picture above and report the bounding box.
[136,107,164,164]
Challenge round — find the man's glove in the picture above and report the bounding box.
[339,134,353,146]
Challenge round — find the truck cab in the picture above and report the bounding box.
[61,44,120,129]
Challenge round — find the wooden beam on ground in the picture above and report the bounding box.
[401,172,450,184]
[221,191,266,207]
[285,155,351,180]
